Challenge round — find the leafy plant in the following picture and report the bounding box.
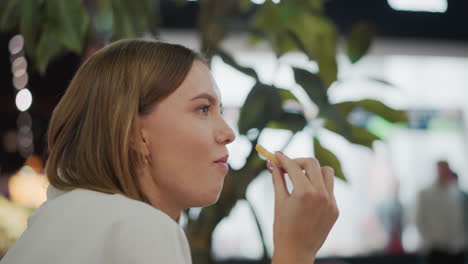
[0,0,408,263]
[0,0,156,73]
[189,1,407,263]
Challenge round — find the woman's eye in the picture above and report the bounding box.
[199,105,210,114]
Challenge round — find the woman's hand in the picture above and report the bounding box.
[268,152,339,264]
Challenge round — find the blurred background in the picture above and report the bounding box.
[1,0,467,263]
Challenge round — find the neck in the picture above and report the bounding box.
[138,168,183,222]
[149,196,182,222]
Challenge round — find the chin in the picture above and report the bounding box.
[190,191,222,208]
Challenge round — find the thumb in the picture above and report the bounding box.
[268,160,288,202]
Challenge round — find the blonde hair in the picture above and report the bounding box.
[45,39,206,203]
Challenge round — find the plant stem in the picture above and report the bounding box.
[245,199,271,264]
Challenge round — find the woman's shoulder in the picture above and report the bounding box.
[4,188,191,264]
[35,187,178,229]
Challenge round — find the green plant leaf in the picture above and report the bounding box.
[368,77,397,87]
[0,0,20,31]
[314,138,346,181]
[215,49,259,80]
[278,88,300,103]
[273,33,299,55]
[95,0,114,35]
[238,83,282,135]
[267,111,307,133]
[287,0,328,11]
[247,32,263,46]
[316,33,338,88]
[335,99,408,123]
[278,2,302,21]
[346,21,376,64]
[287,14,338,87]
[324,119,380,148]
[292,66,350,135]
[35,24,64,74]
[350,125,381,147]
[112,0,152,39]
[20,0,40,55]
[46,0,88,53]
[292,67,327,105]
[251,1,285,35]
[249,1,337,87]
[239,0,254,13]
[243,154,266,178]
[112,0,132,38]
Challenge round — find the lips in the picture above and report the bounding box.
[214,155,229,163]
[214,155,229,172]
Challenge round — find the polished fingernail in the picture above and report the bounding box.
[267,160,274,172]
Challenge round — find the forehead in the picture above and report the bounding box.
[170,60,220,101]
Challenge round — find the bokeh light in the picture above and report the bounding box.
[15,88,33,112]
[8,35,24,55]
[11,57,27,74]
[250,0,265,4]
[16,112,32,128]
[18,126,33,149]
[8,165,48,208]
[13,73,28,90]
[388,0,448,13]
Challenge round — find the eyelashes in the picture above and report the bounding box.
[198,105,224,115]
[199,105,210,114]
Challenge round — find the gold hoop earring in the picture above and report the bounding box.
[144,155,151,166]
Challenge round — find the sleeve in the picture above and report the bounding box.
[103,213,192,264]
[415,191,429,241]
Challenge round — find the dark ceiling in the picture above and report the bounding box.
[157,0,468,40]
[0,0,467,174]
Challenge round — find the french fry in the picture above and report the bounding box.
[255,144,279,166]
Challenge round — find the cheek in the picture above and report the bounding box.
[149,120,213,175]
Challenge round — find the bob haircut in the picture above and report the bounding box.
[45,39,206,203]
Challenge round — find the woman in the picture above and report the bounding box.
[0,39,338,264]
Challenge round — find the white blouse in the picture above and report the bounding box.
[0,186,192,264]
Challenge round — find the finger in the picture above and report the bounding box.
[274,152,308,191]
[292,158,326,191]
[268,159,288,201]
[321,166,335,198]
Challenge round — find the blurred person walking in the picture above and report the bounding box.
[416,161,468,264]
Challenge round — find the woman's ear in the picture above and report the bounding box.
[139,130,150,157]
[130,119,150,157]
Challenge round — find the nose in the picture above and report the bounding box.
[216,118,236,145]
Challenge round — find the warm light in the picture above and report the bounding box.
[8,166,48,208]
[0,196,32,252]
[12,56,27,73]
[18,126,33,149]
[13,68,27,78]
[8,35,24,55]
[13,73,29,90]
[15,88,33,112]
[388,0,447,13]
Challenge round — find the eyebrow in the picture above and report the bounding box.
[190,92,223,108]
